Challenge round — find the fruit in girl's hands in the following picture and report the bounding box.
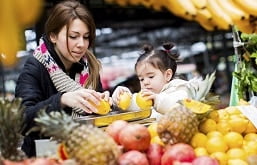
[118,150,149,165]
[119,123,151,151]
[90,99,111,115]
[105,120,128,144]
[136,92,153,110]
[146,143,164,165]
[118,92,131,110]
[161,143,196,164]
[192,156,219,165]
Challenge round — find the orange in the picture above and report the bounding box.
[190,132,207,148]
[194,147,208,156]
[199,119,217,134]
[91,100,111,115]
[226,148,247,160]
[118,92,131,110]
[205,137,228,154]
[136,92,153,110]
[224,131,244,148]
[210,152,228,165]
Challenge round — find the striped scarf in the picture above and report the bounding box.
[33,37,89,117]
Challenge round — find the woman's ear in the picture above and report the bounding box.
[165,69,173,82]
[49,33,57,44]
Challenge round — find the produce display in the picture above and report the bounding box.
[104,0,257,33]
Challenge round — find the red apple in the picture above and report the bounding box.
[118,150,149,165]
[119,123,151,151]
[105,120,128,144]
[161,143,196,165]
[147,143,164,165]
[192,156,219,165]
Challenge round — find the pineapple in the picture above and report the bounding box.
[157,72,220,145]
[33,110,121,165]
[0,97,26,161]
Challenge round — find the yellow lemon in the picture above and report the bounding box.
[207,131,223,138]
[208,110,219,122]
[225,106,242,115]
[206,137,228,154]
[136,92,153,110]
[216,121,231,135]
[217,109,230,121]
[118,92,131,110]
[151,136,164,146]
[224,131,244,148]
[228,117,248,133]
[244,133,257,141]
[244,121,257,134]
[190,132,207,148]
[91,100,111,115]
[227,159,248,165]
[210,152,228,165]
[226,148,247,160]
[243,140,257,156]
[194,147,208,156]
[147,122,158,138]
[199,119,217,134]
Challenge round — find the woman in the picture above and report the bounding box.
[15,0,110,157]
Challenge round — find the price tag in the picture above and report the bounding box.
[237,105,257,128]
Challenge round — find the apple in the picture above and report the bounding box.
[118,150,149,165]
[105,120,128,144]
[192,156,219,165]
[147,143,164,165]
[161,143,196,165]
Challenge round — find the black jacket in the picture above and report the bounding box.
[15,37,102,157]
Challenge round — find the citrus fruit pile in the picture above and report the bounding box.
[191,106,257,165]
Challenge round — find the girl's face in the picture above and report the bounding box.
[136,63,172,93]
[50,18,90,70]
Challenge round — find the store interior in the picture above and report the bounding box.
[0,0,235,107]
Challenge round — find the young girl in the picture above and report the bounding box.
[112,42,215,119]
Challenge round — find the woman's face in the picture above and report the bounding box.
[136,63,172,93]
[50,18,90,70]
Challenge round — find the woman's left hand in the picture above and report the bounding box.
[100,91,112,106]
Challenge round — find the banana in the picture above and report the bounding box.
[14,0,44,28]
[0,0,22,67]
[233,0,257,16]
[166,0,197,21]
[234,19,255,34]
[192,0,207,9]
[206,0,233,30]
[197,8,212,21]
[195,17,216,31]
[216,0,249,22]
[128,0,141,5]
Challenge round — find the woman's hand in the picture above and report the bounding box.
[60,88,102,114]
[100,90,112,106]
[112,86,132,105]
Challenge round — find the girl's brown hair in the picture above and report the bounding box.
[44,0,101,89]
[135,41,179,80]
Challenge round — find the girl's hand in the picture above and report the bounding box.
[112,86,132,105]
[140,89,157,101]
[61,88,102,114]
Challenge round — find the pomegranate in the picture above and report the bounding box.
[119,123,151,151]
[105,120,128,144]
[147,143,164,165]
[161,143,196,165]
[192,156,219,165]
[118,150,149,165]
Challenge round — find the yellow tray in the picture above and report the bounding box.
[75,109,152,127]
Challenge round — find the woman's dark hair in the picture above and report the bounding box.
[135,41,180,80]
[44,0,100,89]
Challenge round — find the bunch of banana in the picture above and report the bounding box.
[0,0,43,67]
[104,0,257,34]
